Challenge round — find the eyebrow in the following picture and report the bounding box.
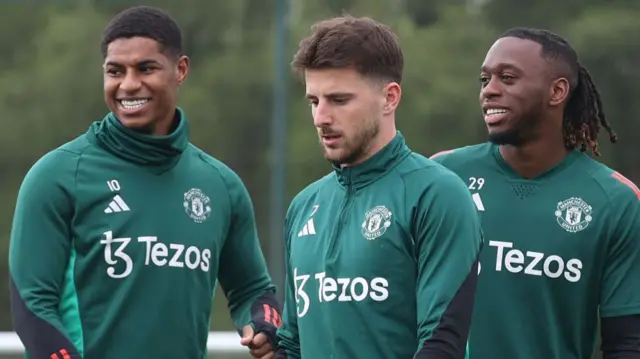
[305,92,354,100]
[480,63,522,73]
[104,59,161,67]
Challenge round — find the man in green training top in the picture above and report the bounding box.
[9,6,280,359]
[275,16,483,359]
[432,28,640,359]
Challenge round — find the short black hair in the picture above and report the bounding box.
[100,6,183,59]
[500,27,617,156]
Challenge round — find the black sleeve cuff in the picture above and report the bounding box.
[601,314,640,359]
[10,277,82,358]
[250,291,282,346]
[415,258,479,359]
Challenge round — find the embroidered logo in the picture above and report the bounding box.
[183,188,211,223]
[361,205,392,240]
[555,197,592,233]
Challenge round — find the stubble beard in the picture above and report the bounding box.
[488,103,544,147]
[488,125,527,146]
[321,116,380,166]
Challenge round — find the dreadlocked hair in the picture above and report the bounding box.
[500,27,617,156]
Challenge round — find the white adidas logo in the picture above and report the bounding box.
[472,193,485,211]
[297,218,316,237]
[104,195,130,213]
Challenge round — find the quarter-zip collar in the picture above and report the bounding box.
[87,107,189,174]
[332,132,410,189]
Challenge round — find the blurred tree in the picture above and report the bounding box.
[565,4,640,179]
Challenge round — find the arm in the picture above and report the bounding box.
[217,170,280,344]
[411,169,483,359]
[275,212,300,358]
[9,150,82,358]
[601,315,640,359]
[599,176,640,359]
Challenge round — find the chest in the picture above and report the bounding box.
[289,186,415,278]
[457,170,610,282]
[70,156,229,280]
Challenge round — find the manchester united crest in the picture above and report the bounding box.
[361,205,393,240]
[555,197,592,233]
[183,188,211,223]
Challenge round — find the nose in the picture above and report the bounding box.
[312,100,333,128]
[120,72,142,93]
[480,76,501,101]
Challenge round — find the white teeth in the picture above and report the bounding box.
[120,99,149,110]
[486,108,507,115]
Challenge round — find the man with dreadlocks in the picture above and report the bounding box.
[431,27,640,359]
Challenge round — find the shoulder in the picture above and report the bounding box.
[18,136,92,205]
[393,152,474,207]
[428,142,493,169]
[283,173,333,241]
[186,144,253,217]
[58,133,93,155]
[187,144,245,188]
[287,172,334,215]
[586,158,640,207]
[397,151,469,190]
[23,135,91,189]
[577,158,640,242]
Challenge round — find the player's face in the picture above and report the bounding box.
[479,37,550,146]
[103,37,188,135]
[305,68,386,166]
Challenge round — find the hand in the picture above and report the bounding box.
[241,324,275,359]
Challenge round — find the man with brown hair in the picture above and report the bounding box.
[275,16,482,359]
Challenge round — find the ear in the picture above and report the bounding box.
[176,55,190,85]
[382,82,402,115]
[549,77,570,107]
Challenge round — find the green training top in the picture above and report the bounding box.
[276,133,483,359]
[9,109,276,359]
[432,143,640,359]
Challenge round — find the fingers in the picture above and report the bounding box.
[240,325,255,346]
[249,341,273,358]
[252,332,268,346]
[257,352,275,359]
[243,327,275,359]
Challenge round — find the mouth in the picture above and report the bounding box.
[483,107,509,125]
[117,98,150,114]
[320,134,342,147]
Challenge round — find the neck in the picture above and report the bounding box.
[499,135,569,179]
[341,121,397,168]
[152,109,177,136]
